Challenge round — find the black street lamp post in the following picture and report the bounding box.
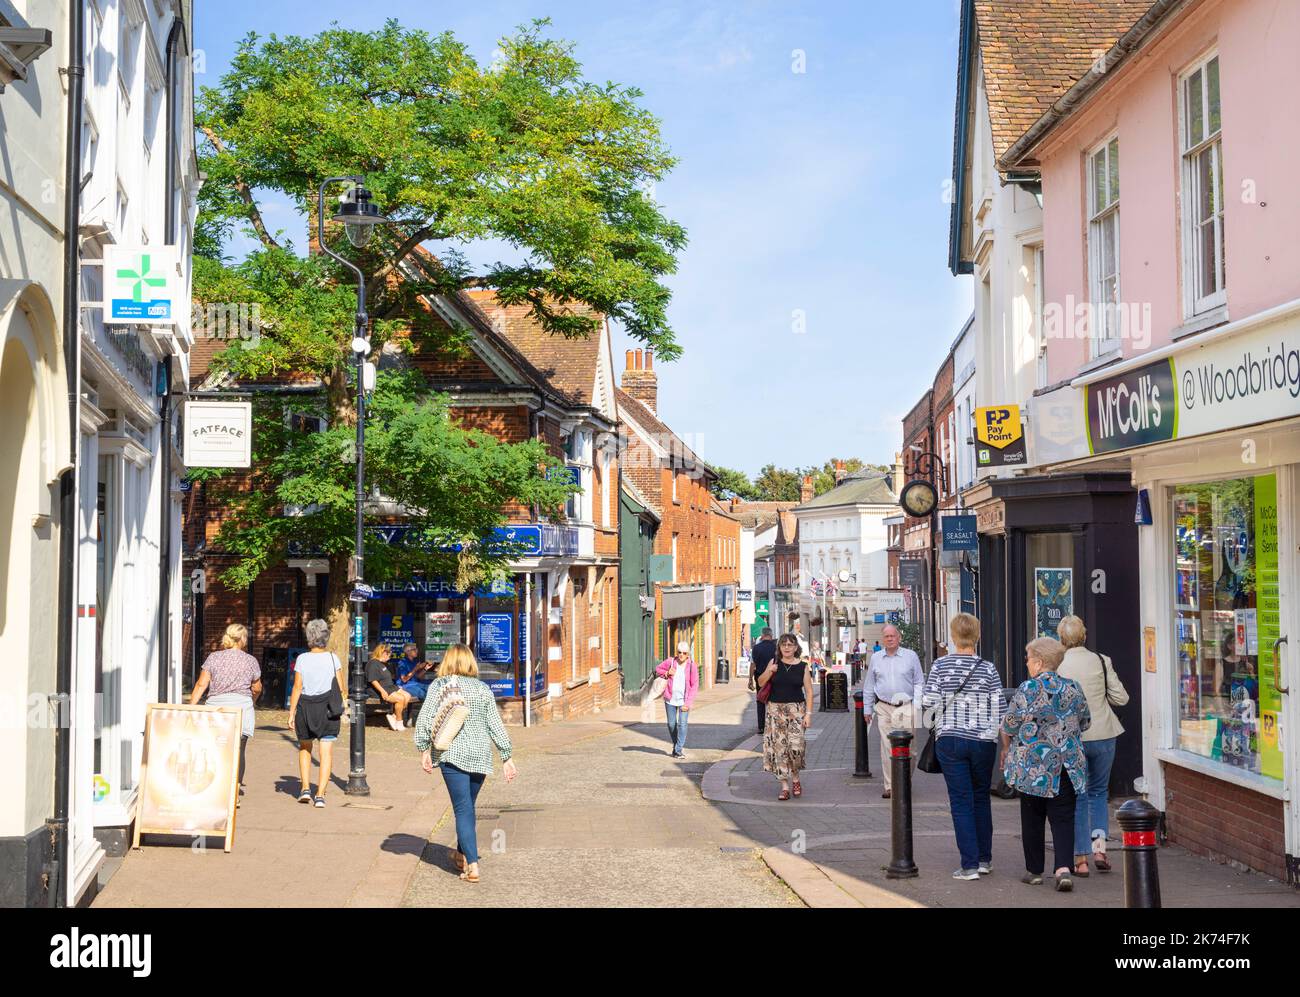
[317,176,389,797]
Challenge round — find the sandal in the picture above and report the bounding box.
[1074,858,1091,877]
[778,788,791,801]
[792,780,802,798]
[459,868,480,883]
[1094,852,1112,873]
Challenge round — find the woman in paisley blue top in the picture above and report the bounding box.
[1000,636,1091,892]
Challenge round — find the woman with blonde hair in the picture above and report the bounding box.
[1057,614,1129,875]
[414,644,517,883]
[1001,636,1091,891]
[191,623,262,798]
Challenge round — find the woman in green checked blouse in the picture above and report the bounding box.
[415,644,517,883]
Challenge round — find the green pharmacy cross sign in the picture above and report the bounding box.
[104,244,177,324]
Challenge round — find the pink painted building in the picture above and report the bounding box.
[1010,0,1300,884]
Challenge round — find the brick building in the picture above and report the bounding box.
[615,350,727,692]
[184,288,622,724]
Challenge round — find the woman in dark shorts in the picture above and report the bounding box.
[288,619,347,808]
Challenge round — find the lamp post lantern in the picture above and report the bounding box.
[317,176,389,797]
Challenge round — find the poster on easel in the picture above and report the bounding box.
[133,703,241,853]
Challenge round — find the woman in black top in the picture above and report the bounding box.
[756,633,815,800]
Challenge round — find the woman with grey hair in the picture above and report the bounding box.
[287,619,347,807]
[1057,614,1129,876]
[1001,636,1091,891]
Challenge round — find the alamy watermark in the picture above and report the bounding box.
[1043,295,1152,352]
[192,302,263,347]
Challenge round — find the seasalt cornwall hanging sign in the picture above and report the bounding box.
[183,401,252,468]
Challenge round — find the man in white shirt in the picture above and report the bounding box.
[861,624,924,798]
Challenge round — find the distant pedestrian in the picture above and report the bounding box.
[367,641,414,731]
[655,642,698,757]
[749,628,778,734]
[922,614,1004,881]
[287,619,347,808]
[1001,637,1091,892]
[757,633,813,800]
[862,623,924,799]
[1057,615,1129,876]
[190,623,262,799]
[415,644,516,884]
[872,640,882,653]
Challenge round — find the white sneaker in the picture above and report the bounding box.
[978,861,993,876]
[386,713,403,731]
[952,868,980,881]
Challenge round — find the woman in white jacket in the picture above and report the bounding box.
[1057,615,1129,876]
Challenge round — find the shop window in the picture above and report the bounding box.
[272,581,293,609]
[1026,532,1074,641]
[1172,474,1280,778]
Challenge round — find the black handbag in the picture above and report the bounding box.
[916,661,981,774]
[325,655,345,720]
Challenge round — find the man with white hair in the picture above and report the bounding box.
[862,624,924,798]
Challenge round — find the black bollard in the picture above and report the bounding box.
[1116,798,1162,908]
[885,729,918,878]
[852,691,872,778]
[819,670,828,712]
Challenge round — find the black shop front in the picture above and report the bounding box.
[965,471,1143,794]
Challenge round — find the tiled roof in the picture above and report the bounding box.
[796,473,898,511]
[615,386,716,481]
[462,289,603,408]
[974,0,1152,168]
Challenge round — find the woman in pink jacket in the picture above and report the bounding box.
[656,642,699,758]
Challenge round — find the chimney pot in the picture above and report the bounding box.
[625,350,634,370]
[645,351,654,370]
[635,349,643,370]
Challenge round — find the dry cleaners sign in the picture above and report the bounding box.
[184,402,252,468]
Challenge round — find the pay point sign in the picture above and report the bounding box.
[974,404,1027,467]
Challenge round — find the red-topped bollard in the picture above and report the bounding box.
[852,690,872,778]
[885,729,918,879]
[1117,798,1162,908]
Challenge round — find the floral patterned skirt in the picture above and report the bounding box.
[763,701,806,779]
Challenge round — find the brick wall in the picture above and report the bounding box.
[1162,763,1287,880]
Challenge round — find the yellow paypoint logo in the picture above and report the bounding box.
[976,405,1023,449]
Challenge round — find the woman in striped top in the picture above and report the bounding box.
[414,644,516,884]
[921,613,1005,881]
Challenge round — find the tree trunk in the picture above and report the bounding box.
[326,551,352,660]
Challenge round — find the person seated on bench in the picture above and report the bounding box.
[395,643,434,701]
[366,642,413,731]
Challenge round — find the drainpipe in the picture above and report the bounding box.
[49,0,86,908]
[157,17,184,703]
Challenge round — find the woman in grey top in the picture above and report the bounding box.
[288,619,347,808]
[190,623,262,798]
[414,644,516,883]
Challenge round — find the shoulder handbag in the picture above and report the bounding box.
[916,660,981,775]
[325,654,345,720]
[756,658,786,704]
[427,676,471,752]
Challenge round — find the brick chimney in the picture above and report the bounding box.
[800,475,814,504]
[834,460,846,485]
[621,348,658,415]
[730,496,742,512]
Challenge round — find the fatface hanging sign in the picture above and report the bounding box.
[184,401,252,468]
[103,244,181,325]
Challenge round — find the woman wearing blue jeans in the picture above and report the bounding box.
[921,614,1006,880]
[1057,615,1129,876]
[415,645,516,884]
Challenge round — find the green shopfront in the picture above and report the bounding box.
[1030,309,1300,884]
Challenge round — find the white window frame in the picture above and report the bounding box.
[1179,52,1226,317]
[1087,136,1121,356]
[1032,244,1048,386]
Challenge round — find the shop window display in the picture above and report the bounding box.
[1172,474,1281,779]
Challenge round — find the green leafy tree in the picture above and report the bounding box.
[752,464,800,502]
[709,466,757,501]
[193,19,686,653]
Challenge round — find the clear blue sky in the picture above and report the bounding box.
[195,0,973,478]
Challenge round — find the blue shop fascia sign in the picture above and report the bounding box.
[288,522,580,561]
[940,514,978,552]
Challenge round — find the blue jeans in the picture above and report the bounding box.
[936,736,997,870]
[1075,737,1118,854]
[665,703,689,755]
[440,763,487,864]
